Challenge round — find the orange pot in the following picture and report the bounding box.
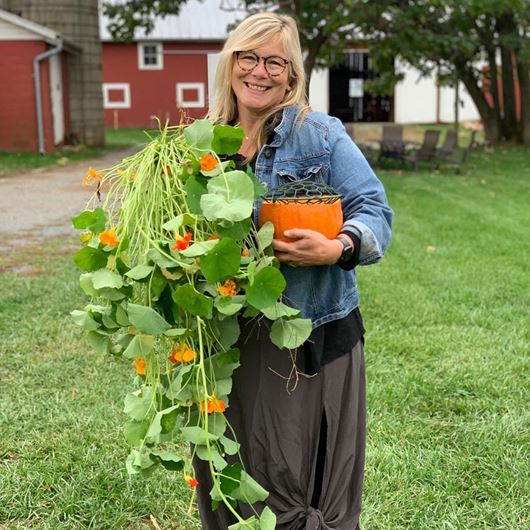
[258,198,343,242]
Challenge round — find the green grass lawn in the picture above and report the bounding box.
[0,128,153,177]
[0,147,529,529]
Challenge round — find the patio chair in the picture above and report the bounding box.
[402,129,440,170]
[437,129,458,157]
[378,124,406,163]
[434,129,474,174]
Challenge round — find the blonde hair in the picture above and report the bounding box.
[208,12,309,158]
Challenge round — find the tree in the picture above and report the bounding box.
[103,0,363,94]
[356,0,530,145]
[228,1,360,87]
[102,0,192,41]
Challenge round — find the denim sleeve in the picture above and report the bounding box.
[327,118,393,265]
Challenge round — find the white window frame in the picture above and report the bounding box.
[138,42,163,70]
[103,83,131,109]
[176,82,205,109]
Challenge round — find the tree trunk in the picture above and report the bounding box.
[497,13,518,140]
[515,51,530,145]
[455,59,501,143]
[486,47,502,127]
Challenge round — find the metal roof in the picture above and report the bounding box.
[100,0,247,42]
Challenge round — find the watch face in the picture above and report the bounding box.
[338,237,353,264]
[342,245,354,262]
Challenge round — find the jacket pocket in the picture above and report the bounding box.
[276,164,328,184]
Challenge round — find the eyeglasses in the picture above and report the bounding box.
[235,51,289,77]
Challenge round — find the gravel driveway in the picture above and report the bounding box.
[0,148,137,238]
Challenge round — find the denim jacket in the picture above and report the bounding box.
[254,106,393,328]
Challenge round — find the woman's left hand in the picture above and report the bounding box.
[272,229,347,267]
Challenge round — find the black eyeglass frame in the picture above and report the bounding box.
[235,51,290,77]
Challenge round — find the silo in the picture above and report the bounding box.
[1,0,105,146]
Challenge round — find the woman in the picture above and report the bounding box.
[194,12,393,530]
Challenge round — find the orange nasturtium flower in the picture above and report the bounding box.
[241,247,250,257]
[184,474,199,488]
[83,166,103,185]
[199,153,218,171]
[99,227,120,247]
[217,279,238,297]
[168,343,197,364]
[199,398,227,414]
[171,231,192,251]
[134,357,146,375]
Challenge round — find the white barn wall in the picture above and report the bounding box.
[309,68,329,114]
[395,62,480,123]
[439,83,480,122]
[394,64,437,123]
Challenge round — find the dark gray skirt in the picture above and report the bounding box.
[194,319,366,530]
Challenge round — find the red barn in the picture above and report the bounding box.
[0,8,79,152]
[100,1,243,128]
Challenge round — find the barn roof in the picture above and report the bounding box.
[0,7,61,44]
[100,0,247,42]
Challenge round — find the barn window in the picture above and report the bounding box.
[103,83,131,109]
[176,83,205,108]
[138,42,163,70]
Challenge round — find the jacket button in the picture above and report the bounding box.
[264,148,273,158]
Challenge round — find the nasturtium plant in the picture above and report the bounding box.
[71,120,311,529]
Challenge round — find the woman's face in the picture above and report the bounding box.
[231,34,291,117]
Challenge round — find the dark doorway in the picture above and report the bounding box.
[329,51,393,123]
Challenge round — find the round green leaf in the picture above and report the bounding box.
[261,302,300,320]
[123,419,149,448]
[72,207,106,233]
[216,219,251,240]
[123,334,155,359]
[125,265,153,280]
[245,267,286,309]
[127,303,171,335]
[172,284,213,317]
[257,222,274,252]
[200,171,254,222]
[200,237,241,283]
[73,246,108,271]
[185,175,208,214]
[70,310,100,331]
[260,507,277,530]
[92,268,124,290]
[212,124,245,155]
[184,119,213,149]
[270,317,313,350]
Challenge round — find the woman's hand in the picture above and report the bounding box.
[272,229,352,267]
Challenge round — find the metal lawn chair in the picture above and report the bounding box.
[403,129,440,170]
[378,124,406,163]
[434,129,475,173]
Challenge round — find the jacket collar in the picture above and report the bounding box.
[269,106,299,147]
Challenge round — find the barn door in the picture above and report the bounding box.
[49,54,65,145]
[329,51,392,123]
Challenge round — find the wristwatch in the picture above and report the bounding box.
[336,234,354,266]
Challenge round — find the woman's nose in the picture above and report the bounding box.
[252,58,268,76]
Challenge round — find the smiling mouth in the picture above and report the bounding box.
[245,82,270,92]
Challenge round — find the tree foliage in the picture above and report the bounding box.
[103,0,363,92]
[356,0,530,144]
[102,0,193,41]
